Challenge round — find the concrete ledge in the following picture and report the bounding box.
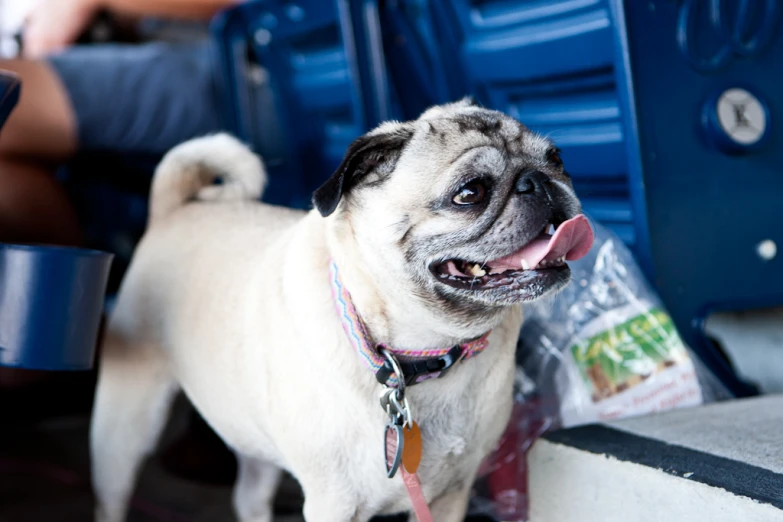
[528,395,783,522]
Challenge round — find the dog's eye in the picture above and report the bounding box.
[453,180,487,206]
[547,148,563,167]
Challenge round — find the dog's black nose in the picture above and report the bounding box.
[516,170,549,195]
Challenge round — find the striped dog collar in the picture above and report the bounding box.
[329,261,490,388]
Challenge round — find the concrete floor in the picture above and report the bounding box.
[614,394,783,473]
[0,394,494,521]
[0,411,306,522]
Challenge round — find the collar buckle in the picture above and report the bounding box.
[375,344,464,387]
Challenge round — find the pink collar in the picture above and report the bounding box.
[329,261,490,388]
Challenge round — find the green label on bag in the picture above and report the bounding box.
[570,308,689,401]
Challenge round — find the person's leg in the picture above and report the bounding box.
[0,42,227,393]
[0,60,81,390]
[0,39,229,246]
[0,159,82,245]
[0,59,81,245]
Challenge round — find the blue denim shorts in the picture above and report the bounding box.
[47,40,225,155]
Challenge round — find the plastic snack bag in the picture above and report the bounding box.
[470,220,730,521]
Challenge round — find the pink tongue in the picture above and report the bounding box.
[488,214,594,271]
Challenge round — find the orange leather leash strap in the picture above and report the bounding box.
[386,421,433,522]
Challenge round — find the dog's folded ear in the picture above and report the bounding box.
[457,95,481,108]
[313,125,414,217]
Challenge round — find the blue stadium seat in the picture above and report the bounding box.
[617,0,781,396]
[381,0,638,253]
[380,0,454,113]
[212,0,396,208]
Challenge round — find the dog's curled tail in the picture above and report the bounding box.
[148,133,267,225]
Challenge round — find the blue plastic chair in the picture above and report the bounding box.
[615,0,782,396]
[211,0,396,209]
[379,0,453,115]
[381,0,638,251]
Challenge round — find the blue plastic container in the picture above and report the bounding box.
[0,244,113,370]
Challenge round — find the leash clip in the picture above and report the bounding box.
[378,349,413,428]
[379,348,415,478]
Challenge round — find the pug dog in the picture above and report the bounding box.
[90,99,593,522]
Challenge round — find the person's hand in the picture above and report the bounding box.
[22,0,101,59]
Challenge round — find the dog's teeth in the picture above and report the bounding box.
[467,263,487,277]
[559,256,565,263]
[521,259,530,270]
[547,224,556,235]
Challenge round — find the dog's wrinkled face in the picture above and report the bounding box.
[315,99,593,316]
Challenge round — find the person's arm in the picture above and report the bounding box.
[98,0,241,20]
[23,0,241,59]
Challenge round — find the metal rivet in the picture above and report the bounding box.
[757,239,777,261]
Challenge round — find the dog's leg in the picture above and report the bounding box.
[301,479,366,522]
[233,455,283,522]
[90,334,179,522]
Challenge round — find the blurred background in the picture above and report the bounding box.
[0,0,781,520]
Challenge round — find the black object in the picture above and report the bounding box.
[375,345,463,387]
[0,71,20,128]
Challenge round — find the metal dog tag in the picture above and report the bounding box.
[384,421,404,479]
